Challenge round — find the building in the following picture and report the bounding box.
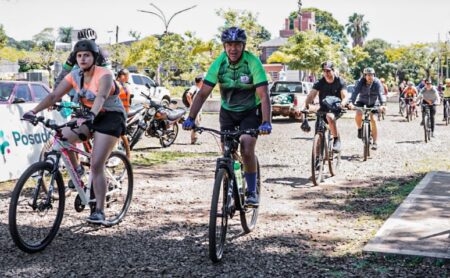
[260,11,316,81]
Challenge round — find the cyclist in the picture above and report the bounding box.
[380,77,389,97]
[302,61,348,153]
[398,80,406,113]
[54,28,109,91]
[186,74,204,144]
[116,68,131,113]
[403,81,418,118]
[418,79,440,136]
[182,27,271,207]
[348,67,386,150]
[23,40,126,225]
[442,78,450,120]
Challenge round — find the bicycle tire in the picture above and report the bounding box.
[328,133,340,176]
[240,158,260,233]
[160,122,178,148]
[103,151,133,225]
[209,168,229,263]
[363,123,370,161]
[9,162,65,253]
[406,105,411,122]
[427,114,432,142]
[445,104,449,126]
[311,133,325,186]
[117,135,131,159]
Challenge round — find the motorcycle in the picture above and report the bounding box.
[126,92,186,149]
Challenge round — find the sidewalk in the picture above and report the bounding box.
[364,171,450,259]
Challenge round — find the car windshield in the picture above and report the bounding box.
[0,83,14,101]
[274,82,303,93]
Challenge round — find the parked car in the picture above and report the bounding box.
[127,73,171,108]
[302,81,314,95]
[270,81,307,121]
[346,84,355,100]
[0,81,50,104]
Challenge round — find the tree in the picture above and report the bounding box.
[351,39,396,80]
[7,37,36,51]
[345,13,369,47]
[216,8,270,55]
[257,26,271,42]
[267,51,293,64]
[301,8,348,48]
[32,28,55,51]
[124,36,160,71]
[0,24,7,49]
[280,31,340,72]
[58,27,73,43]
[129,30,142,41]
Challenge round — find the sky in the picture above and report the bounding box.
[1,0,450,46]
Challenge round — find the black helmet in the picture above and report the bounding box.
[73,39,99,61]
[221,27,247,44]
[321,61,334,71]
[78,28,97,40]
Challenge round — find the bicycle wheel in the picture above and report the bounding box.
[311,133,325,186]
[129,127,144,150]
[406,105,411,122]
[103,151,133,225]
[363,123,370,161]
[240,158,260,233]
[328,133,340,176]
[446,104,449,126]
[116,135,131,159]
[426,114,432,142]
[160,122,178,148]
[209,168,229,263]
[9,162,65,253]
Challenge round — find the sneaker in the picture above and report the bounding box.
[357,128,363,139]
[86,210,106,225]
[333,137,341,153]
[245,192,259,208]
[371,142,378,150]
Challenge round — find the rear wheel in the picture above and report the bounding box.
[240,158,260,233]
[328,133,340,176]
[160,122,178,147]
[209,168,229,263]
[311,133,325,186]
[103,151,133,225]
[9,162,65,253]
[363,123,370,161]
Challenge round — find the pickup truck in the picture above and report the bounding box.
[269,81,307,121]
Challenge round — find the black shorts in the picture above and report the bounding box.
[355,102,378,114]
[219,106,262,140]
[90,111,126,138]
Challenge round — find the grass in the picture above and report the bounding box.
[131,151,218,167]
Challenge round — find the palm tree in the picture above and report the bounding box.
[345,13,369,47]
[58,27,73,43]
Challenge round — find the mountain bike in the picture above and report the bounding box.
[405,97,416,122]
[194,126,260,263]
[422,104,433,143]
[303,110,344,186]
[9,116,133,253]
[355,106,379,161]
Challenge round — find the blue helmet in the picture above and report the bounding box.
[221,27,247,44]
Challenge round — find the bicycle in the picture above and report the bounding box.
[9,116,133,253]
[355,106,379,161]
[404,97,416,122]
[443,97,450,126]
[421,104,433,143]
[194,126,260,263]
[303,110,344,186]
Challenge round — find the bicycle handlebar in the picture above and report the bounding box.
[194,126,259,137]
[22,116,78,131]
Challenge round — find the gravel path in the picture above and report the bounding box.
[1,102,449,277]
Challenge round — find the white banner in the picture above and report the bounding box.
[0,104,66,182]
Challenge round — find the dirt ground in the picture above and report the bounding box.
[1,102,449,277]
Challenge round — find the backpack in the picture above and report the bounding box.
[182,88,191,108]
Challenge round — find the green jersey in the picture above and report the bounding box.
[204,51,268,112]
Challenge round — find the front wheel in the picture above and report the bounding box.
[311,133,325,186]
[240,158,260,233]
[209,168,229,263]
[363,123,370,161]
[103,151,133,225]
[9,162,65,253]
[328,133,340,176]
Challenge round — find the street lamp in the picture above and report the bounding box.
[137,3,197,35]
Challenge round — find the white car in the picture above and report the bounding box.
[128,73,171,107]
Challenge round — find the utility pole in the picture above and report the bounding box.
[116,25,119,44]
[297,0,302,31]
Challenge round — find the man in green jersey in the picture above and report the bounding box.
[183,27,271,207]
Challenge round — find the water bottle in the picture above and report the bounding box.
[234,161,243,195]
